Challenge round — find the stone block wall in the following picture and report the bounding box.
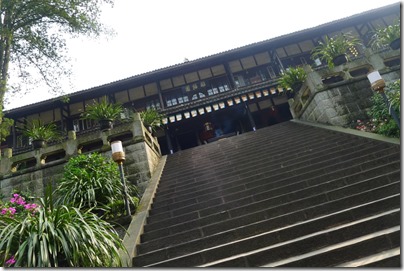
[0,115,161,198]
[289,48,400,127]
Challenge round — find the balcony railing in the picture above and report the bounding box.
[0,114,161,177]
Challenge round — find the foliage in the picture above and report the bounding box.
[0,0,115,136]
[22,119,60,142]
[354,79,400,138]
[369,20,401,50]
[311,32,361,68]
[278,66,307,90]
[81,98,123,121]
[0,117,14,142]
[0,190,126,267]
[104,196,139,220]
[139,108,165,131]
[54,153,138,213]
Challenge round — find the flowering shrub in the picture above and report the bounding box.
[55,152,139,217]
[0,190,127,267]
[0,193,38,218]
[0,193,39,267]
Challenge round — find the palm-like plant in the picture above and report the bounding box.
[311,32,361,68]
[0,189,126,267]
[54,153,138,214]
[22,119,60,142]
[278,66,307,91]
[81,97,123,121]
[369,20,400,50]
[139,108,165,132]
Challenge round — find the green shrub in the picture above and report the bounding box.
[311,32,361,68]
[278,66,307,91]
[0,191,125,267]
[367,80,400,138]
[55,153,138,214]
[139,108,165,132]
[22,119,61,142]
[81,97,123,121]
[369,20,400,50]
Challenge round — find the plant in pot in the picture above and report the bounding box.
[278,66,307,98]
[22,119,60,149]
[81,98,123,131]
[311,32,361,68]
[139,108,165,134]
[369,20,400,50]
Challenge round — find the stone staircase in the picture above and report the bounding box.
[132,121,401,267]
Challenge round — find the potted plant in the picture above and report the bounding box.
[81,98,123,131]
[139,108,165,133]
[369,20,400,50]
[22,120,60,149]
[311,32,361,68]
[278,66,307,98]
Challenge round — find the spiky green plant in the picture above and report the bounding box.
[139,108,165,131]
[0,189,126,267]
[54,153,138,213]
[278,66,307,90]
[311,32,361,68]
[22,119,60,142]
[81,97,123,121]
[369,20,400,50]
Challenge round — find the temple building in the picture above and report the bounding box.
[2,2,400,156]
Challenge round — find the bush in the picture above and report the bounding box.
[353,80,400,138]
[55,153,139,214]
[278,66,307,91]
[369,20,400,50]
[0,191,126,267]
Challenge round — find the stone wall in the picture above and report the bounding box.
[288,48,400,127]
[0,114,161,197]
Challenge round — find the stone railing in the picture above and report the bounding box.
[0,113,162,197]
[288,48,400,126]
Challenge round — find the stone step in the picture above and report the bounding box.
[161,127,370,180]
[204,212,400,267]
[163,122,323,163]
[156,134,379,196]
[145,158,399,232]
[151,142,395,210]
[136,208,399,267]
[138,190,399,256]
[162,122,362,169]
[146,154,400,226]
[141,171,399,244]
[132,121,400,267]
[274,232,400,267]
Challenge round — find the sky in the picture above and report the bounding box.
[5,0,400,110]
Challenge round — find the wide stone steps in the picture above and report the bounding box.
[132,121,401,267]
[154,136,383,200]
[144,154,399,229]
[149,143,397,214]
[140,171,399,245]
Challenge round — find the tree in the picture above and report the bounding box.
[0,0,114,141]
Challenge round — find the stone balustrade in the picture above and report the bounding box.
[0,113,162,197]
[288,48,400,126]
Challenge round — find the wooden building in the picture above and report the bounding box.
[3,2,400,155]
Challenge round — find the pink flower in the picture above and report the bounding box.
[10,194,26,205]
[24,203,38,212]
[8,207,16,215]
[5,255,16,266]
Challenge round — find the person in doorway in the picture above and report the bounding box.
[267,105,280,126]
